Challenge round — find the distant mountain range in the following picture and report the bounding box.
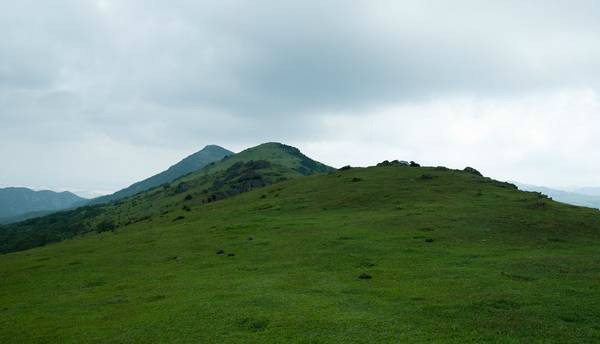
[0,187,86,224]
[0,145,234,224]
[569,186,600,197]
[514,182,600,210]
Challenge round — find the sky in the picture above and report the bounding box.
[1,0,600,197]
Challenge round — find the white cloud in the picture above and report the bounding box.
[1,1,599,192]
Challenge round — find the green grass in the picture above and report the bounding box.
[1,166,600,343]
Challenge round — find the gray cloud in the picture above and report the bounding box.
[1,1,600,192]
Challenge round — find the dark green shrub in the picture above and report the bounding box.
[463,167,483,176]
[96,220,116,233]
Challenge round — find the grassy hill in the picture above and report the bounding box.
[1,161,599,343]
[89,145,234,205]
[183,142,335,178]
[0,143,333,254]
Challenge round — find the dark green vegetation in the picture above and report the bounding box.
[90,144,233,205]
[1,146,599,342]
[0,187,85,224]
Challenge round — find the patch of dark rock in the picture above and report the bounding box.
[146,295,167,303]
[501,272,536,282]
[377,160,409,167]
[360,261,376,267]
[82,280,106,288]
[237,317,269,332]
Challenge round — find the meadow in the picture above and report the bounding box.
[1,165,599,343]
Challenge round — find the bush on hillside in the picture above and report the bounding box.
[410,161,420,167]
[175,182,191,194]
[463,167,483,176]
[96,220,116,233]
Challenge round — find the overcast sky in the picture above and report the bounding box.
[1,1,600,197]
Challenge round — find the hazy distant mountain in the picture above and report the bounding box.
[514,182,600,210]
[0,187,85,223]
[90,145,234,205]
[570,186,600,197]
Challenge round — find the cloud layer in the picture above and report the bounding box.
[1,1,599,193]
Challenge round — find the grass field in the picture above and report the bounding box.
[1,165,600,343]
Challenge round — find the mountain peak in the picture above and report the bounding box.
[201,144,231,152]
[90,145,234,204]
[193,142,334,177]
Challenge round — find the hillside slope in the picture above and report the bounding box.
[0,143,331,254]
[0,187,85,220]
[1,165,599,343]
[90,145,233,205]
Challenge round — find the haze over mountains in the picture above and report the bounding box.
[0,187,85,224]
[514,182,600,210]
[0,145,233,224]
